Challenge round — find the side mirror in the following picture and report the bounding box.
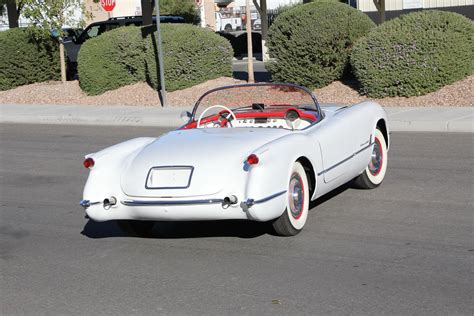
[180,111,192,123]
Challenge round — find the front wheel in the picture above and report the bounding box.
[116,220,155,237]
[353,128,388,189]
[272,162,309,236]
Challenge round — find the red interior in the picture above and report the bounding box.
[182,107,318,129]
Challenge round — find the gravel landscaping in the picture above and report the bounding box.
[0,76,472,107]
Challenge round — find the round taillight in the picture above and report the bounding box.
[83,157,95,169]
[247,154,259,165]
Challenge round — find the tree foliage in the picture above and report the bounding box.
[22,0,88,39]
[159,0,198,24]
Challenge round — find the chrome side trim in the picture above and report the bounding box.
[80,200,101,209]
[245,190,287,207]
[317,141,373,176]
[121,199,224,206]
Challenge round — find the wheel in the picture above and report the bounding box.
[272,162,310,236]
[116,220,155,237]
[224,24,232,32]
[353,128,388,189]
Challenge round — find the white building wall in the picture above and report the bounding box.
[358,0,473,12]
[234,0,300,10]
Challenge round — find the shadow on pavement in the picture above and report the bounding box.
[233,71,271,82]
[81,219,272,239]
[81,183,353,240]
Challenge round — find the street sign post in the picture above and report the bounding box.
[100,0,116,12]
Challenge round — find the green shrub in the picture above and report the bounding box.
[78,24,233,95]
[0,28,60,91]
[266,1,375,89]
[143,24,233,91]
[78,27,144,95]
[351,10,474,97]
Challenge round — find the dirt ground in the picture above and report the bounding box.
[0,76,472,107]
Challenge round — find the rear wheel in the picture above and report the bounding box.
[353,128,388,189]
[272,162,309,236]
[116,220,155,237]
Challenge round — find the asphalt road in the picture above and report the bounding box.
[1,124,472,315]
[233,60,271,82]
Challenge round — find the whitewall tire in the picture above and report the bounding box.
[272,162,310,236]
[353,128,388,189]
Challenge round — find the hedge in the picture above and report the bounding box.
[266,1,375,89]
[0,28,60,91]
[351,11,474,98]
[78,24,233,95]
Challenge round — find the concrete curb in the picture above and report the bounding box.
[1,104,473,132]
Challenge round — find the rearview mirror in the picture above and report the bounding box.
[180,111,192,122]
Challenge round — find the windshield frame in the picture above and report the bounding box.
[191,83,323,124]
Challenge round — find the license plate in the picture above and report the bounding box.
[146,166,193,189]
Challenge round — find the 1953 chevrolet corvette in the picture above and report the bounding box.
[80,83,389,236]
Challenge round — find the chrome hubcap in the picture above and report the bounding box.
[369,138,383,175]
[289,174,304,219]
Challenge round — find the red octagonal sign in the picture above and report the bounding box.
[100,0,116,12]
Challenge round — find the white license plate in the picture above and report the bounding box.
[146,166,193,189]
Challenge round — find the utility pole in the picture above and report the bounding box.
[155,1,168,106]
[246,0,254,83]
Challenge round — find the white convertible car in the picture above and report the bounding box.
[80,83,389,236]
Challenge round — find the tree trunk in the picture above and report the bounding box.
[6,0,19,28]
[373,0,386,24]
[246,0,254,83]
[59,41,66,83]
[141,0,154,25]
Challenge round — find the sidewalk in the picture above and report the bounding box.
[0,103,472,132]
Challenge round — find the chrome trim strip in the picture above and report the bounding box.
[245,190,287,207]
[255,190,287,204]
[79,200,101,209]
[317,141,374,176]
[121,199,224,206]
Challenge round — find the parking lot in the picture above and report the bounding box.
[1,123,472,314]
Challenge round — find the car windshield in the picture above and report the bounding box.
[186,84,320,130]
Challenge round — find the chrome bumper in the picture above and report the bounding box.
[120,191,286,208]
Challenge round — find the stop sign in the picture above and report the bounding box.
[100,0,116,12]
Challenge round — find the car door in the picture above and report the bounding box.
[317,107,369,183]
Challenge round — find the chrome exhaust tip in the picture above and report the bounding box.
[103,196,117,208]
[223,195,238,208]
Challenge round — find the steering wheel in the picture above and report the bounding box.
[197,105,237,128]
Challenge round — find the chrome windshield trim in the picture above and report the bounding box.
[121,199,224,206]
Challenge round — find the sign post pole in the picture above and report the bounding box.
[155,1,168,107]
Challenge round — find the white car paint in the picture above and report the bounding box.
[81,99,388,224]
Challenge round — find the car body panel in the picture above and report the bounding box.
[81,85,389,224]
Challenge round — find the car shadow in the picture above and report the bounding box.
[309,182,352,210]
[81,219,272,239]
[81,182,354,240]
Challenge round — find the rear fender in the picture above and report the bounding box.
[83,137,155,203]
[245,133,321,220]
